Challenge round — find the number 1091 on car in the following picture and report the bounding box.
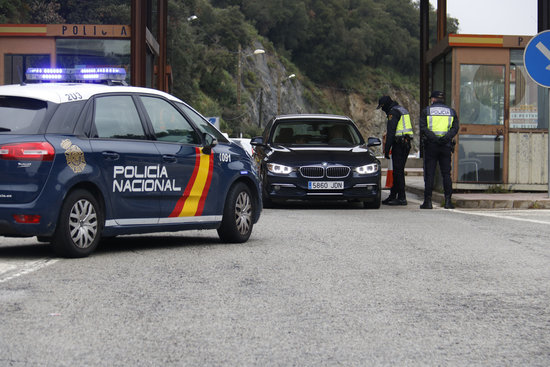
[308,181,344,190]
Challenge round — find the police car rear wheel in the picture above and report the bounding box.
[52,189,103,258]
[217,182,254,243]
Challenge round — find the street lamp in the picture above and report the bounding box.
[277,73,296,114]
[237,44,265,108]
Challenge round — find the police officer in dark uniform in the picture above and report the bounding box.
[419,90,459,209]
[377,95,413,206]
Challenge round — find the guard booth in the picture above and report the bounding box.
[427,34,548,191]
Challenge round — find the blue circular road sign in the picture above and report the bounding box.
[524,30,550,88]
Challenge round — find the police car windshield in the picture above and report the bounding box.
[176,102,229,143]
[0,96,47,134]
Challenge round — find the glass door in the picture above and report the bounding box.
[454,48,509,184]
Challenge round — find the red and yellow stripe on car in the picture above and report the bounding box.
[169,147,213,217]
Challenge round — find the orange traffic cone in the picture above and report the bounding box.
[385,151,393,188]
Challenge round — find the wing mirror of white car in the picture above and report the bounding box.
[250,136,264,146]
[367,137,382,147]
[203,133,218,155]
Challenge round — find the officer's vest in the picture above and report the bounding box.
[427,106,453,137]
[394,106,413,136]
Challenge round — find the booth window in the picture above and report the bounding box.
[458,134,503,183]
[459,64,505,125]
[4,54,49,84]
[56,39,130,83]
[431,52,453,104]
[510,49,549,130]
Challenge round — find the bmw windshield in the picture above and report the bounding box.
[270,120,362,147]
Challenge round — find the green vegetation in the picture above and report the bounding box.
[485,185,511,193]
[2,0,457,136]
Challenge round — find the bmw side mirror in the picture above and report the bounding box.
[203,133,218,155]
[250,136,264,146]
[367,137,381,147]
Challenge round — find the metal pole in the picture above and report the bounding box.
[131,0,147,87]
[437,0,447,41]
[259,89,263,127]
[277,72,281,115]
[419,0,429,159]
[157,0,167,92]
[540,0,550,196]
[237,44,242,109]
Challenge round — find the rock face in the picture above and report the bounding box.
[345,91,420,155]
[239,45,420,154]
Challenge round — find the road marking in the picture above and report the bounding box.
[455,209,550,225]
[0,258,58,283]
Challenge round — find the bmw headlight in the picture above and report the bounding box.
[355,163,379,175]
[267,163,294,175]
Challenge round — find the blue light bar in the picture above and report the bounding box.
[26,68,66,81]
[76,68,126,81]
[25,67,127,83]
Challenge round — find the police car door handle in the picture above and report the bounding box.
[162,154,177,163]
[102,151,120,160]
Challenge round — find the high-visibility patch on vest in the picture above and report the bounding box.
[427,106,453,137]
[394,106,413,136]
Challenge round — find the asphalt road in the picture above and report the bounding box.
[1,197,549,366]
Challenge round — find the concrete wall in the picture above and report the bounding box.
[508,132,548,188]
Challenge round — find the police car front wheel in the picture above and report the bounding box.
[52,189,103,258]
[217,182,254,243]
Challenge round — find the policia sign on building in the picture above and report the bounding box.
[0,24,130,39]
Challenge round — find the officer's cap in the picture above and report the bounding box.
[376,95,393,109]
[430,90,444,99]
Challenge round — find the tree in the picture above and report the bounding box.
[0,0,29,23]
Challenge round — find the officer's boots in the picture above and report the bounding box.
[444,196,455,209]
[420,196,432,209]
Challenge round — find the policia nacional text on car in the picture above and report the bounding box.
[419,90,459,209]
[377,95,413,206]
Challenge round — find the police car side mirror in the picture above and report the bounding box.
[367,137,382,147]
[203,133,218,155]
[250,136,264,146]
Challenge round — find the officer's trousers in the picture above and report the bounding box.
[390,140,410,200]
[423,141,452,198]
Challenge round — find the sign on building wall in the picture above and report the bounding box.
[0,24,130,38]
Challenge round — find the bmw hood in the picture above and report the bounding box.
[266,145,378,166]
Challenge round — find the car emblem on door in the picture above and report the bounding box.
[61,139,86,173]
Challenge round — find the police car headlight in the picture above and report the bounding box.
[267,163,293,175]
[355,163,379,175]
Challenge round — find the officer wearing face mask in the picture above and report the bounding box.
[419,90,459,209]
[377,95,413,206]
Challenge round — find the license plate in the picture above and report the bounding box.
[308,181,344,190]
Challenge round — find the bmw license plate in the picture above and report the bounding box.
[308,181,344,190]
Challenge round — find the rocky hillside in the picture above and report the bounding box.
[239,45,420,155]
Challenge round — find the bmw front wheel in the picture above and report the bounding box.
[217,182,254,243]
[363,189,381,209]
[52,189,103,258]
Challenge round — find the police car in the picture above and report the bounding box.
[0,68,262,257]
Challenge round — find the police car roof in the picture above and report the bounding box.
[0,83,182,104]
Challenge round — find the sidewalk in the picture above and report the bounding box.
[382,169,550,209]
